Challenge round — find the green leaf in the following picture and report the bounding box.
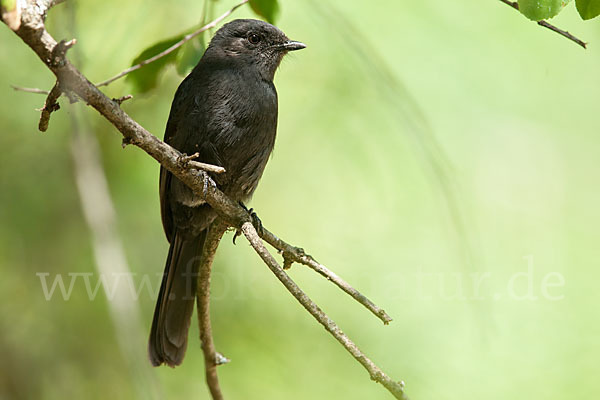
[249,0,280,24]
[517,0,571,21]
[126,36,183,94]
[176,33,206,76]
[576,0,600,19]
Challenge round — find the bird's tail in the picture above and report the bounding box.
[149,230,206,367]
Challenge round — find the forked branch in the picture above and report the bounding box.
[242,222,408,400]
[260,226,393,324]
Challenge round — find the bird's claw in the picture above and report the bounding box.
[239,201,264,236]
[232,202,264,245]
[232,229,242,245]
[250,210,264,236]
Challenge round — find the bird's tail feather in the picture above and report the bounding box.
[149,230,206,367]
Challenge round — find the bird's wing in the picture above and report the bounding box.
[159,165,173,242]
[159,75,197,242]
[159,73,225,241]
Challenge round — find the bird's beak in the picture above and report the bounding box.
[278,40,306,51]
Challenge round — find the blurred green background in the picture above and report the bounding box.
[1,0,599,399]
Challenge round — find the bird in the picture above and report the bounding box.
[148,19,305,367]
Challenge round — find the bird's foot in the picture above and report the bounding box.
[232,202,264,245]
[201,172,214,200]
[177,152,214,199]
[241,202,264,237]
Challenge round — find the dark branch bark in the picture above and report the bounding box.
[38,81,61,132]
[536,20,587,49]
[112,94,133,105]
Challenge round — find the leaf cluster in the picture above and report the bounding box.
[517,0,600,21]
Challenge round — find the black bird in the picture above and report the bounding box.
[149,19,305,367]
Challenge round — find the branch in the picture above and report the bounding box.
[241,222,408,400]
[8,2,408,399]
[112,94,133,105]
[260,227,393,325]
[536,20,587,49]
[38,81,61,132]
[95,0,249,88]
[499,0,587,49]
[197,219,230,400]
[179,152,226,174]
[10,84,49,94]
[37,38,77,131]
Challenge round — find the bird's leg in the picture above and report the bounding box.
[202,172,211,200]
[232,201,264,244]
[177,152,213,199]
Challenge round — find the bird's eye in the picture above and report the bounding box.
[247,33,261,44]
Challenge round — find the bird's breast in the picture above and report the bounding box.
[195,70,278,200]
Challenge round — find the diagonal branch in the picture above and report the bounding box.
[536,20,587,49]
[260,227,393,325]
[95,0,249,88]
[498,0,587,49]
[241,222,408,400]
[197,219,230,400]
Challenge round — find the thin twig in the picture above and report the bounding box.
[179,152,226,174]
[95,0,249,88]
[537,20,587,48]
[261,227,393,325]
[113,94,133,105]
[38,81,61,132]
[499,0,587,49]
[10,85,50,94]
[188,160,226,174]
[241,222,408,400]
[197,219,229,400]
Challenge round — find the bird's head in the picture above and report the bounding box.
[205,19,305,81]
